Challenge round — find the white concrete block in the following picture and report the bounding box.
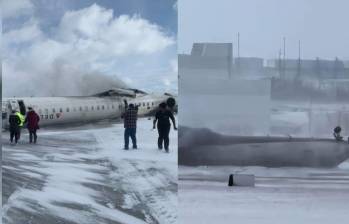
[229,174,255,187]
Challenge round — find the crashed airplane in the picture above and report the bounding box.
[179,126,349,167]
[2,88,176,129]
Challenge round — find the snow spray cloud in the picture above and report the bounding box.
[2,3,175,97]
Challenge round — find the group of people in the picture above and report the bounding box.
[123,102,177,152]
[8,102,175,150]
[8,107,40,144]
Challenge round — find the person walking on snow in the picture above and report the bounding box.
[15,111,25,141]
[153,102,177,153]
[9,110,21,144]
[25,107,40,143]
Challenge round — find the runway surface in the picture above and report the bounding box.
[2,118,177,224]
[179,163,349,224]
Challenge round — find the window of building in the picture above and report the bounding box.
[66,108,70,112]
[59,108,63,113]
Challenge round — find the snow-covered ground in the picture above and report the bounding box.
[2,117,177,224]
[179,101,349,223]
[179,161,349,224]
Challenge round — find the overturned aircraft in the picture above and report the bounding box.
[2,88,177,129]
[179,126,349,167]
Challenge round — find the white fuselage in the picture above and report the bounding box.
[2,93,172,129]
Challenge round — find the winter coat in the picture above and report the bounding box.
[9,114,21,132]
[25,111,40,131]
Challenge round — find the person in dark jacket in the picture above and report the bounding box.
[333,126,343,141]
[123,103,138,150]
[9,110,21,144]
[153,102,177,152]
[25,107,40,143]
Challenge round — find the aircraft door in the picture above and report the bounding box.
[18,100,26,115]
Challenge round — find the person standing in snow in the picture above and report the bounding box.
[333,126,343,141]
[153,102,177,152]
[123,103,138,150]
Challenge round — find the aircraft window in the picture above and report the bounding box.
[52,108,56,113]
[66,108,69,112]
[102,105,105,110]
[97,106,100,110]
[59,108,63,113]
[79,106,82,111]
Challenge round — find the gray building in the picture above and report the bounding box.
[181,42,349,80]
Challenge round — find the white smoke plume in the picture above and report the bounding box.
[2,3,175,97]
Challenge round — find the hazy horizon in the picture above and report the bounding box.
[179,0,349,60]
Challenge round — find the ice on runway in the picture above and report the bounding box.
[2,117,177,224]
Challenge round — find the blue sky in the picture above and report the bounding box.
[179,0,349,60]
[30,0,176,34]
[2,0,178,97]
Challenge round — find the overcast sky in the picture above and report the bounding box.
[179,0,349,60]
[2,0,177,97]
